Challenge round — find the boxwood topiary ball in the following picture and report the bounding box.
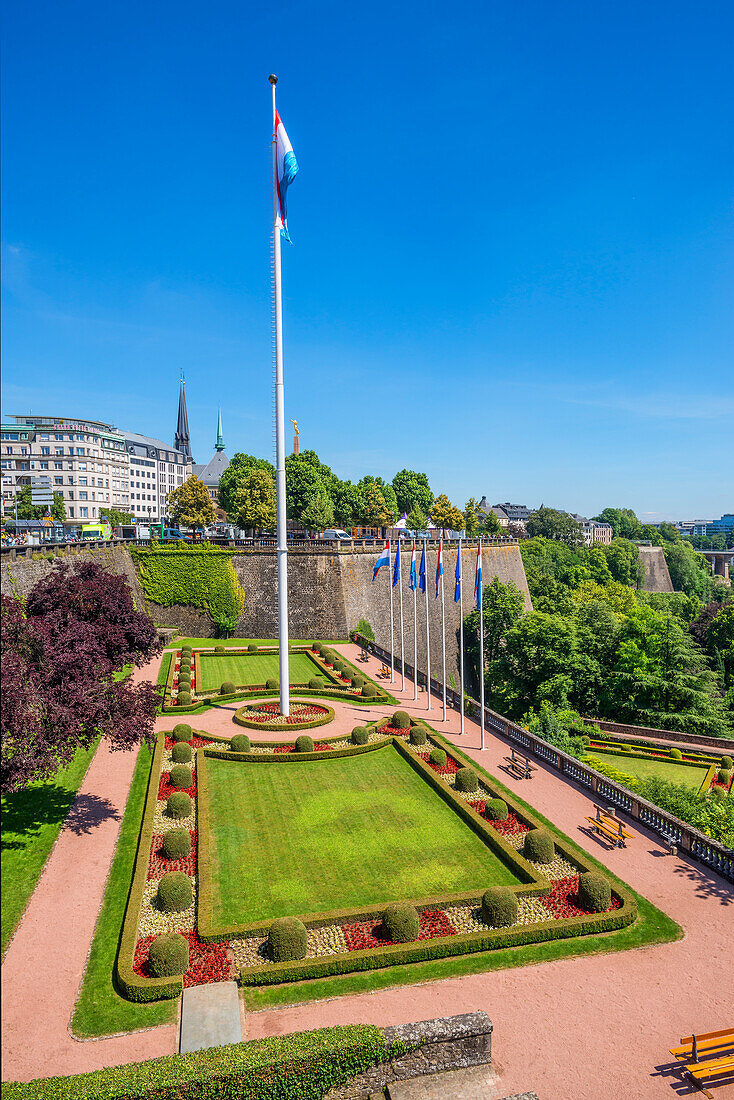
[166,792,192,819]
[295,735,314,753]
[392,710,411,729]
[351,726,369,745]
[148,933,189,977]
[485,798,509,822]
[481,887,518,928]
[308,678,324,690]
[176,692,192,707]
[313,641,323,654]
[172,724,193,742]
[220,681,236,695]
[361,683,378,698]
[171,742,192,765]
[381,903,419,943]
[215,645,225,654]
[455,767,479,793]
[162,828,191,860]
[577,872,611,913]
[669,748,683,760]
[169,765,192,790]
[268,917,307,961]
[721,755,733,770]
[710,786,727,803]
[717,768,732,785]
[265,678,278,690]
[248,644,258,653]
[351,675,365,689]
[409,727,427,746]
[429,748,447,767]
[230,734,251,753]
[156,871,193,913]
[523,828,555,864]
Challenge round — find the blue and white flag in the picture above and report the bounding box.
[275,109,299,243]
[409,542,417,591]
[372,540,390,581]
[474,543,482,609]
[419,543,427,593]
[392,543,401,587]
[435,541,443,597]
[454,545,462,602]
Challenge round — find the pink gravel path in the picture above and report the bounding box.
[1,655,179,1083]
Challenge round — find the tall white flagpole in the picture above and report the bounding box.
[398,547,405,692]
[459,539,465,735]
[424,539,431,711]
[441,539,447,722]
[270,74,289,717]
[479,538,485,750]
[413,544,418,702]
[388,539,395,682]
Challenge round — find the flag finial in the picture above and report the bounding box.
[269,74,278,85]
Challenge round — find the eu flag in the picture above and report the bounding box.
[454,546,461,602]
[419,543,427,593]
[392,544,400,587]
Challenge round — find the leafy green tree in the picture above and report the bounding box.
[332,479,362,529]
[526,506,583,546]
[603,538,642,587]
[14,487,66,522]
[430,493,464,535]
[464,578,525,693]
[101,507,134,527]
[593,507,643,540]
[233,468,276,532]
[359,479,395,526]
[657,522,680,543]
[285,454,328,521]
[217,453,275,517]
[464,498,480,538]
[406,505,428,530]
[392,469,433,517]
[479,507,502,536]
[301,487,335,532]
[664,541,716,600]
[167,475,216,528]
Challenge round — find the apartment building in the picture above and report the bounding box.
[123,431,191,521]
[570,514,614,546]
[1,415,130,523]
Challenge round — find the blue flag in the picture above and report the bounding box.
[454,545,461,602]
[419,543,427,593]
[392,544,400,587]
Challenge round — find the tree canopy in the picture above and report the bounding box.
[430,494,464,535]
[233,468,276,532]
[167,475,216,528]
[526,506,583,545]
[391,469,433,517]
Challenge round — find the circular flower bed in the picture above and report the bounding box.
[233,701,335,731]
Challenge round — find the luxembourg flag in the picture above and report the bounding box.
[275,110,299,243]
[435,541,443,597]
[474,543,483,609]
[373,540,390,581]
[409,542,418,591]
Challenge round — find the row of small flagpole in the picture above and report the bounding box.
[374,539,485,748]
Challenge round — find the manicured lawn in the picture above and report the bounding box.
[197,651,320,692]
[204,744,521,927]
[164,636,345,649]
[1,740,100,956]
[71,744,177,1038]
[585,750,709,791]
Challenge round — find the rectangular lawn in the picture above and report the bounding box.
[197,651,320,692]
[587,750,709,791]
[203,744,522,926]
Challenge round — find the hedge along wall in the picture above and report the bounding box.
[131,546,244,631]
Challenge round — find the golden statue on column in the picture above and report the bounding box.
[290,419,300,454]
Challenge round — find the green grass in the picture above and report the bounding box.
[585,750,708,790]
[205,745,521,927]
[197,651,320,692]
[71,745,177,1038]
[2,740,100,957]
[164,636,346,649]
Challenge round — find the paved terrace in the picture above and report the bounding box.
[1,645,731,1099]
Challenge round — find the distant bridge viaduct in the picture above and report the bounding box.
[696,548,733,583]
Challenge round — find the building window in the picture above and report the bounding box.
[54,462,62,470]
[80,507,88,518]
[54,477,63,485]
[79,492,88,500]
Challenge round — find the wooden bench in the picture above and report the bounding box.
[377,665,390,679]
[670,1028,734,1097]
[585,813,634,848]
[504,750,537,780]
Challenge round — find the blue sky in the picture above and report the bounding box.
[2,0,732,520]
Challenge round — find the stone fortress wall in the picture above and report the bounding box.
[637,545,674,593]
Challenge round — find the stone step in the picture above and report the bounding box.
[179,980,242,1054]
[386,1067,538,1100]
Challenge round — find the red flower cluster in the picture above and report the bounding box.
[469,800,486,815]
[342,909,457,952]
[538,875,621,919]
[147,831,198,880]
[486,811,528,837]
[381,725,410,737]
[158,770,197,800]
[273,744,292,753]
[133,931,231,987]
[418,751,460,776]
[163,735,207,750]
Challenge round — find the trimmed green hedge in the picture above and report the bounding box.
[2,1024,409,1100]
[131,546,245,627]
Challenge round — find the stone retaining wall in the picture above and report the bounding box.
[583,717,734,752]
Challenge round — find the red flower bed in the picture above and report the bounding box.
[380,725,410,737]
[158,770,197,800]
[342,909,457,952]
[273,744,292,753]
[538,876,621,919]
[417,751,460,776]
[147,832,198,880]
[272,741,332,753]
[469,800,486,815]
[134,931,231,987]
[486,811,528,837]
[163,735,208,750]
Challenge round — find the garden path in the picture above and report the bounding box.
[3,644,732,1098]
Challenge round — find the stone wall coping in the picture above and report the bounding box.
[385,1012,492,1048]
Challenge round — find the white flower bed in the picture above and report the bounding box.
[138,874,197,937]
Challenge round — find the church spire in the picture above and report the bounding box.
[175,375,192,459]
[215,404,225,452]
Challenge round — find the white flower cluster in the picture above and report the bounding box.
[153,800,196,833]
[531,855,578,881]
[138,874,197,938]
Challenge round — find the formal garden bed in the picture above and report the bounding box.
[114,711,642,1003]
[581,735,732,798]
[232,701,334,731]
[160,642,394,713]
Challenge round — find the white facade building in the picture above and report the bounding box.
[123,432,192,522]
